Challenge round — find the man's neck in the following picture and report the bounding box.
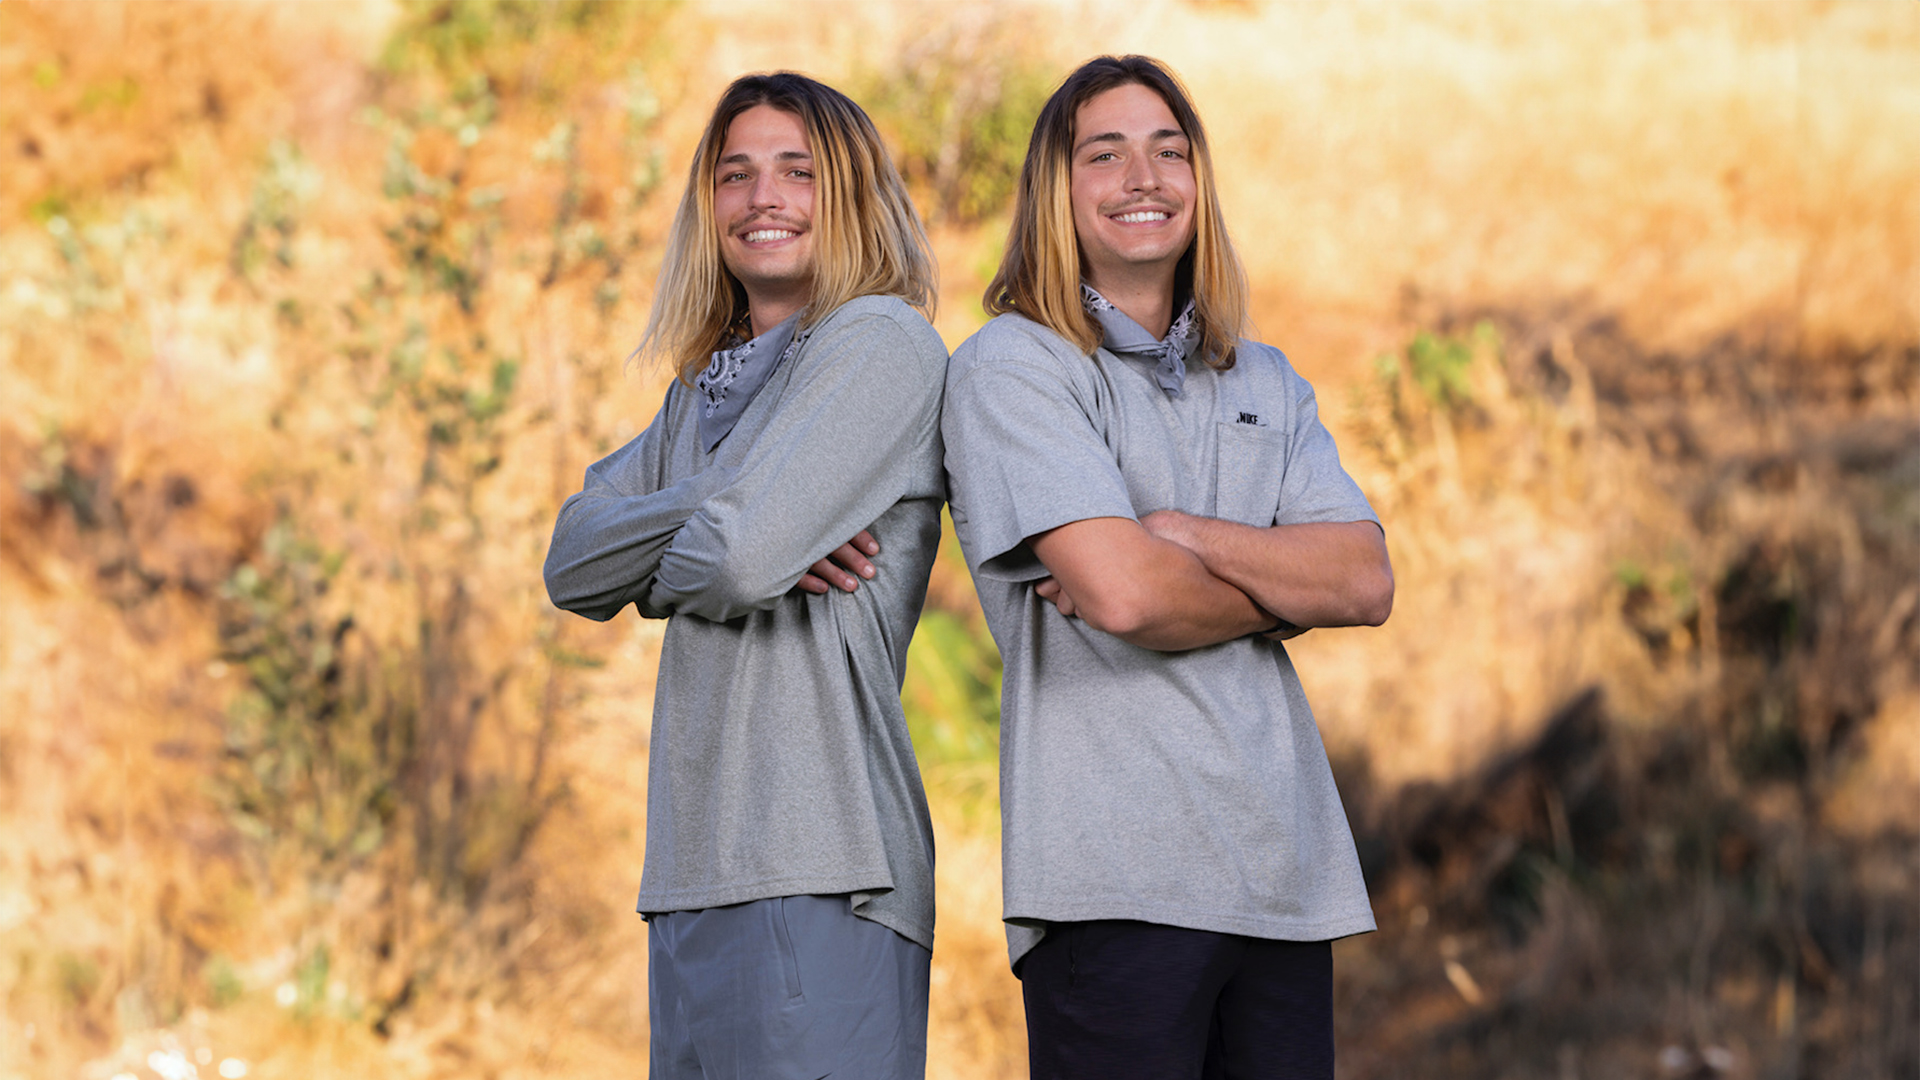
[1084,268,1178,340]
[744,288,807,340]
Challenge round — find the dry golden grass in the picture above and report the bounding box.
[1,2,1914,1077]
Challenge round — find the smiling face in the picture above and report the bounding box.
[1068,82,1198,298]
[713,104,816,334]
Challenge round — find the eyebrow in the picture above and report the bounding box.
[1074,128,1187,154]
[718,149,814,166]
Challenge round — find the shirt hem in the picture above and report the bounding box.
[637,872,934,950]
[1001,902,1377,965]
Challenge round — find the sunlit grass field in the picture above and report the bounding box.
[1,2,1914,1077]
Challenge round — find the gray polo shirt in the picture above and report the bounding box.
[941,311,1379,966]
[544,295,948,949]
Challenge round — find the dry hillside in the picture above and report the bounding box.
[0,3,1914,1079]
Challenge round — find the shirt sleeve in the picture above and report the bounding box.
[543,388,734,622]
[646,304,947,622]
[1273,364,1380,528]
[941,343,1137,582]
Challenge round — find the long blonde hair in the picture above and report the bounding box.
[640,73,936,382]
[986,56,1248,369]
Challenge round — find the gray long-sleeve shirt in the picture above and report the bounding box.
[544,295,948,949]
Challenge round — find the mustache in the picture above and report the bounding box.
[728,213,807,234]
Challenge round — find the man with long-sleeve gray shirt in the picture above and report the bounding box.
[543,73,946,1079]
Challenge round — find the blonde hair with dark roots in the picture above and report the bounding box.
[985,55,1249,369]
[639,72,936,383]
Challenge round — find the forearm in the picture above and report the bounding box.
[646,306,945,622]
[544,469,729,621]
[1029,517,1278,651]
[647,499,821,621]
[1144,512,1393,628]
[1104,538,1278,650]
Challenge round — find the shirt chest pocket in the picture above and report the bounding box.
[1212,421,1287,527]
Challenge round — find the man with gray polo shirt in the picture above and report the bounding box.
[544,73,945,1078]
[942,56,1394,1079]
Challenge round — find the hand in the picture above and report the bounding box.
[1263,620,1310,642]
[794,529,880,595]
[1034,576,1080,617]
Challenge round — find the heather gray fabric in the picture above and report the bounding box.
[693,309,803,454]
[1082,283,1196,395]
[648,895,931,1080]
[941,312,1380,968]
[544,294,947,950]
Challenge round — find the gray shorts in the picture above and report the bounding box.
[647,894,931,1080]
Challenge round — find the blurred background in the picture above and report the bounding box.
[1,2,1914,1077]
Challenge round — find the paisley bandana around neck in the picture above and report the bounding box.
[1081,284,1197,396]
[693,310,806,453]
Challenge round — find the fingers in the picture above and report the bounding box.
[804,552,859,593]
[807,538,877,594]
[824,540,876,584]
[794,530,883,597]
[1035,577,1076,617]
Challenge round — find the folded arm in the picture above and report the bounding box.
[1028,516,1280,651]
[544,433,881,620]
[647,309,944,622]
[1140,511,1394,629]
[544,412,726,622]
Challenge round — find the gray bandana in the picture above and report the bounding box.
[1081,284,1197,396]
[694,310,806,453]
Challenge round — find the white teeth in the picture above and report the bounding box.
[743,229,796,243]
[1114,211,1170,224]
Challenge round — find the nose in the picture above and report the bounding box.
[748,171,785,211]
[1123,151,1160,194]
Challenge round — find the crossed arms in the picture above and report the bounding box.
[543,307,935,622]
[1029,513,1393,652]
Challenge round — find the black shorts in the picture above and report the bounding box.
[1018,920,1334,1080]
